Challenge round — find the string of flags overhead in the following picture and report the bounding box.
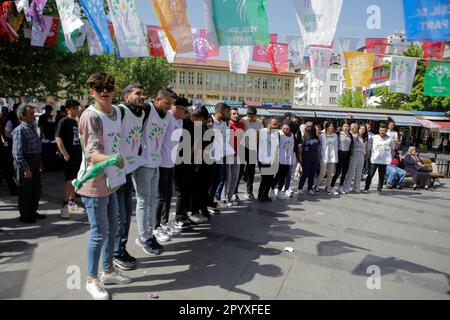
[0,0,449,97]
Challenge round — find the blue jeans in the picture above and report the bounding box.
[114,174,134,257]
[213,162,227,200]
[284,161,296,191]
[132,166,159,242]
[82,193,119,278]
[386,165,406,187]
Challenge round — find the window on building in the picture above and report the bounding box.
[255,76,260,89]
[278,78,283,91]
[179,93,185,98]
[331,73,339,81]
[239,75,245,89]
[247,97,253,101]
[262,77,268,90]
[188,72,194,85]
[330,85,338,93]
[247,76,253,90]
[205,72,212,86]
[188,94,194,100]
[223,74,229,89]
[329,97,337,104]
[196,94,202,99]
[197,72,203,86]
[231,74,237,88]
[179,71,185,84]
[230,96,237,101]
[285,79,291,92]
[222,96,228,100]
[238,96,245,102]
[269,78,275,91]
[214,73,221,89]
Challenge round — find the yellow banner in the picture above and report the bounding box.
[150,0,193,54]
[344,51,374,88]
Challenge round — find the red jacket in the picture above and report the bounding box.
[229,120,245,154]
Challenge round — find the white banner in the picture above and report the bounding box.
[106,0,149,58]
[308,46,332,82]
[285,35,305,69]
[338,37,363,66]
[86,21,103,56]
[158,30,176,63]
[55,0,84,53]
[389,56,417,94]
[228,46,251,74]
[202,0,219,49]
[292,0,343,47]
[31,15,52,47]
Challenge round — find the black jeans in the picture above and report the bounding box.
[192,164,212,215]
[299,159,318,191]
[331,150,351,187]
[0,144,17,194]
[114,173,134,257]
[16,155,41,220]
[258,163,274,198]
[174,164,193,218]
[157,167,174,226]
[364,163,387,191]
[272,164,290,190]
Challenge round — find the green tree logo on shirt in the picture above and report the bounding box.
[126,125,142,153]
[112,132,121,154]
[148,124,164,150]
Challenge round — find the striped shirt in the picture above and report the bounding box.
[12,122,41,171]
[338,131,352,152]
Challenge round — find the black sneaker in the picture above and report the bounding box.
[258,195,266,202]
[263,195,272,202]
[33,212,47,219]
[19,217,36,224]
[113,256,136,271]
[123,249,137,263]
[135,238,161,256]
[150,236,164,251]
[207,201,218,208]
[201,209,212,218]
[175,218,192,230]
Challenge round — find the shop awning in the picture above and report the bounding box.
[432,121,450,133]
[206,105,215,114]
[416,116,441,129]
[291,110,315,118]
[410,111,450,121]
[349,113,389,121]
[388,115,422,127]
[315,111,351,119]
[256,108,271,116]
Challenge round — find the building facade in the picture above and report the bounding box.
[169,57,298,104]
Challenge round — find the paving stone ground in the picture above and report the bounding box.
[1,171,450,300]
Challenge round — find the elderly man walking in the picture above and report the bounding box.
[12,105,46,223]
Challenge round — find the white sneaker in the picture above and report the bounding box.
[69,203,86,213]
[60,205,70,219]
[189,214,208,224]
[277,191,287,200]
[162,224,181,236]
[338,187,346,195]
[270,189,276,198]
[308,190,315,196]
[154,227,171,242]
[331,188,339,196]
[100,270,132,285]
[287,189,295,197]
[297,189,304,195]
[86,279,109,300]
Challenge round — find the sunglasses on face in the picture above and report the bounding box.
[93,85,115,93]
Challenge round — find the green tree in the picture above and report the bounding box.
[375,44,450,111]
[337,89,365,108]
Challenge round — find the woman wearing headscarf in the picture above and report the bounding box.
[404,147,433,191]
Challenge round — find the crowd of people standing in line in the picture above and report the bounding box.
[0,72,438,300]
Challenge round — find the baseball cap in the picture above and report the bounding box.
[247,106,257,116]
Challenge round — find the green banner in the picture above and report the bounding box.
[424,60,450,97]
[211,0,269,46]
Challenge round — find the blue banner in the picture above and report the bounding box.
[403,0,450,41]
[79,0,114,54]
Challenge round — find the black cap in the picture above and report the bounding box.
[44,104,53,111]
[175,97,192,108]
[247,106,257,116]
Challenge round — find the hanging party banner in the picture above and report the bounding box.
[285,35,305,69]
[202,0,219,49]
[28,0,47,32]
[86,21,104,56]
[151,0,193,53]
[252,34,278,63]
[228,46,251,74]
[365,38,388,67]
[211,0,270,46]
[107,0,148,58]
[158,29,176,63]
[390,37,410,54]
[344,51,374,88]
[55,0,84,53]
[31,14,52,46]
[44,17,59,46]
[338,37,363,52]
[402,0,450,41]
[308,46,333,81]
[424,60,450,96]
[192,28,220,63]
[292,0,343,47]
[388,56,418,94]
[15,0,30,22]
[146,25,164,57]
[268,42,289,73]
[422,41,445,60]
[79,0,114,55]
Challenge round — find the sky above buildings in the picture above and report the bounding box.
[135,0,406,59]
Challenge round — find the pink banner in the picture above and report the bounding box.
[269,42,289,73]
[192,28,219,63]
[44,17,59,46]
[253,34,278,63]
[146,25,164,57]
[423,41,445,60]
[365,38,388,67]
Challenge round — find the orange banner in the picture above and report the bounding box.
[150,0,193,53]
[344,51,374,88]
